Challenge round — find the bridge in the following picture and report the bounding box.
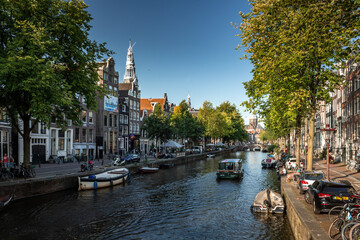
[241,143,268,151]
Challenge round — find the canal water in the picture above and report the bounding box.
[0,151,294,240]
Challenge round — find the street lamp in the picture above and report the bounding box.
[320,124,336,181]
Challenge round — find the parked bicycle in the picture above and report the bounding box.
[0,166,14,181]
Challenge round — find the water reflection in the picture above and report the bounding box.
[0,151,294,240]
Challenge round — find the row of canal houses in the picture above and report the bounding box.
[0,43,176,165]
[295,61,360,165]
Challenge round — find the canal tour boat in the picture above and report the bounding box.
[78,168,129,191]
[216,159,243,179]
[250,188,285,214]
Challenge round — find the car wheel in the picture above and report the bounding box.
[304,191,311,204]
[313,200,320,214]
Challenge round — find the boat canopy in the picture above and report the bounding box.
[219,159,241,163]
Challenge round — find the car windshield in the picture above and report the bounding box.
[304,173,323,180]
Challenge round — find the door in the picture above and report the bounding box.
[32,145,46,164]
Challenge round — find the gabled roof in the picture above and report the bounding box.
[140,98,166,112]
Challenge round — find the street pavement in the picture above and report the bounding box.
[285,157,360,236]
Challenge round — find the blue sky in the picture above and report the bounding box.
[85,0,253,122]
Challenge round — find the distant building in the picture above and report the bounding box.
[187,94,199,116]
[96,57,120,158]
[245,114,263,143]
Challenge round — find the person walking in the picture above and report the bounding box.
[3,153,9,169]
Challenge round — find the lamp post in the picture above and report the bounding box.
[320,124,336,181]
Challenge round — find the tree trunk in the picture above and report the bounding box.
[307,112,315,171]
[23,118,31,167]
[295,115,302,168]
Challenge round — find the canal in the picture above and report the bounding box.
[0,151,294,240]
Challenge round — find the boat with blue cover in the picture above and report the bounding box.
[78,168,129,191]
[216,159,243,179]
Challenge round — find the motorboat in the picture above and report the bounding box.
[0,194,13,209]
[139,167,159,173]
[216,159,243,179]
[78,168,129,191]
[261,154,277,168]
[250,188,284,214]
[207,154,215,158]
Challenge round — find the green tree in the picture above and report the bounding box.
[171,100,204,146]
[142,104,172,152]
[0,0,112,166]
[236,0,360,170]
[216,101,248,143]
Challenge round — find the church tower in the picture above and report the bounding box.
[123,41,138,85]
[249,114,258,130]
[187,94,191,110]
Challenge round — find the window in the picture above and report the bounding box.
[82,129,87,142]
[120,115,123,124]
[89,112,93,123]
[0,110,8,122]
[75,128,80,142]
[58,130,65,150]
[103,72,107,81]
[31,120,39,134]
[88,129,93,143]
[109,114,113,127]
[122,105,126,112]
[82,111,87,122]
[104,115,108,126]
[124,126,128,135]
[125,115,128,124]
[40,122,46,134]
[114,115,117,127]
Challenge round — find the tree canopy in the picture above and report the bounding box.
[0,0,112,165]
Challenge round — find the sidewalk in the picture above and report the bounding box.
[283,158,360,239]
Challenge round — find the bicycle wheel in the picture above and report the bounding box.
[329,217,345,240]
[342,222,357,240]
[349,222,360,240]
[329,206,346,222]
[30,168,36,178]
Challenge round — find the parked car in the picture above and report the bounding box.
[286,158,304,170]
[304,180,357,214]
[123,154,140,163]
[298,171,325,194]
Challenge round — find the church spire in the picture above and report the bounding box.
[124,41,137,84]
[187,94,191,110]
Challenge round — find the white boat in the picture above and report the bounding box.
[250,188,284,214]
[207,154,215,158]
[78,168,129,191]
[139,167,159,173]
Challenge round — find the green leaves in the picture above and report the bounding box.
[0,0,112,164]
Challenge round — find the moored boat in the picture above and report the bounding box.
[78,168,129,191]
[0,194,13,209]
[261,154,277,168]
[250,188,284,214]
[216,159,243,179]
[207,154,215,158]
[139,167,159,173]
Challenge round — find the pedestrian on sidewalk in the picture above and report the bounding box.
[3,153,9,169]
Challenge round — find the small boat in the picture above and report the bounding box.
[78,168,129,191]
[0,194,13,208]
[261,154,277,168]
[139,167,159,173]
[216,159,243,179]
[250,188,284,214]
[207,154,215,158]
